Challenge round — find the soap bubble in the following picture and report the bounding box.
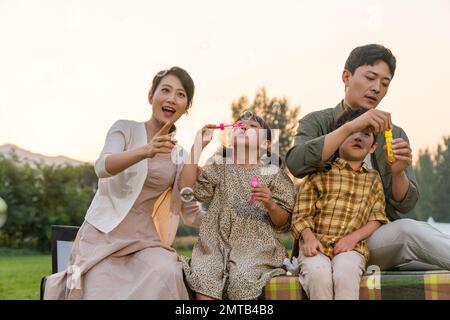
[272,101,281,110]
[180,187,194,203]
[0,197,7,228]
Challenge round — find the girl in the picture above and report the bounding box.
[179,112,296,300]
[43,67,204,299]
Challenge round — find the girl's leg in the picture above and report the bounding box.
[332,251,365,300]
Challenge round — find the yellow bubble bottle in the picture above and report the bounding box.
[384,129,396,163]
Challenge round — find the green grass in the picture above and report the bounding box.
[0,240,290,300]
[176,249,192,258]
[0,254,51,300]
[0,249,191,300]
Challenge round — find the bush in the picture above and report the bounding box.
[0,155,96,252]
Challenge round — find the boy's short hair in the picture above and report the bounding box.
[345,44,396,78]
[334,107,378,142]
[332,107,377,160]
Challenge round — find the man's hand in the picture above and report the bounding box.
[345,109,392,134]
[388,138,413,174]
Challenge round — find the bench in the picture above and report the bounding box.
[262,271,450,300]
[41,225,450,300]
[40,225,80,299]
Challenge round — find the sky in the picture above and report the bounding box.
[1,0,449,163]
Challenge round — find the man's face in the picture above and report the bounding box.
[343,60,392,109]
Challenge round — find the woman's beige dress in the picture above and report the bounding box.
[43,155,189,299]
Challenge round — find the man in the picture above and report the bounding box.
[286,44,450,271]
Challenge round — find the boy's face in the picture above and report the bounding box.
[339,129,377,161]
[342,60,392,109]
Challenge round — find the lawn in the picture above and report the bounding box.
[0,234,290,300]
[0,254,51,300]
[0,248,191,300]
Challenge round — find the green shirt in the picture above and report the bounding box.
[285,101,419,221]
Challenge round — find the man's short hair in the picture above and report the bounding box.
[345,44,396,78]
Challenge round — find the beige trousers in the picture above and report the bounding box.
[368,219,450,270]
[297,249,365,300]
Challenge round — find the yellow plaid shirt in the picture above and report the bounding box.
[291,158,389,261]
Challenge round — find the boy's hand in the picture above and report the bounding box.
[301,236,325,257]
[333,234,358,255]
[251,185,274,209]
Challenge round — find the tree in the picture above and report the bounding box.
[0,154,49,250]
[411,149,436,220]
[0,155,97,252]
[432,136,450,222]
[409,136,450,222]
[230,87,300,163]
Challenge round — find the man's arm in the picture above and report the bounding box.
[286,108,392,179]
[285,113,332,178]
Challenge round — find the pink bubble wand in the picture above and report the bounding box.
[250,176,260,204]
[209,121,245,130]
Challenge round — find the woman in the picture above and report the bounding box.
[43,67,204,299]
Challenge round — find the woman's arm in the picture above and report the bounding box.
[98,121,176,177]
[102,147,147,177]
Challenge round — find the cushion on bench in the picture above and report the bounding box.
[262,271,450,300]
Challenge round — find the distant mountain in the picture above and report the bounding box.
[0,143,91,167]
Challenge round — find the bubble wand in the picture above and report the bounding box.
[384,129,396,163]
[209,121,246,130]
[250,176,260,203]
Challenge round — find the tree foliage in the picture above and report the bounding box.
[0,155,97,252]
[409,136,450,222]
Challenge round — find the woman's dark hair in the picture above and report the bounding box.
[148,66,195,110]
[345,44,396,78]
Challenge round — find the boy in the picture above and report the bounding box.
[291,107,388,300]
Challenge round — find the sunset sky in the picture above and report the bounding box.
[1,0,449,163]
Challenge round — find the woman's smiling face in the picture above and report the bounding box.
[149,74,188,125]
